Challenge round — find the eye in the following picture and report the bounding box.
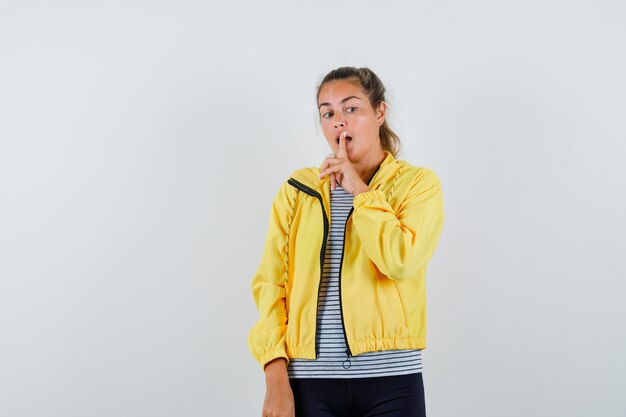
[321,107,357,119]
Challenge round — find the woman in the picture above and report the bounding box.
[248,66,445,417]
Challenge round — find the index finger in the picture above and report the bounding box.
[337,131,348,159]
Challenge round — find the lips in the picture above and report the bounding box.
[336,135,352,144]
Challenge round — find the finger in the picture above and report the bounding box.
[324,164,340,179]
[318,161,328,180]
[337,131,348,159]
[330,172,336,190]
[318,157,340,178]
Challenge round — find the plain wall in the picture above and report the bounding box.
[1,1,625,416]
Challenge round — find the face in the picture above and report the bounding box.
[317,79,386,163]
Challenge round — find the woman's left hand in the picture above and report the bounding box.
[318,131,370,196]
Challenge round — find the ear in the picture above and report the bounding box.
[376,101,387,126]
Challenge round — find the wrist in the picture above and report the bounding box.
[264,357,288,382]
[353,185,370,197]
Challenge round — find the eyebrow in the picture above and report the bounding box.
[318,95,363,109]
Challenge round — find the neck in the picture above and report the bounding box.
[352,148,387,185]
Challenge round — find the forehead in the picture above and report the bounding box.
[318,80,365,104]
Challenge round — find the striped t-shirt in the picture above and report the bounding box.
[287,183,423,379]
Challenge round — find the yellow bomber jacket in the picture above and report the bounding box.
[247,150,445,371]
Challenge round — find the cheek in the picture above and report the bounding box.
[352,115,370,129]
[356,117,378,135]
[322,126,337,144]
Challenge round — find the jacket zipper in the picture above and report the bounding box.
[338,207,354,368]
[287,165,382,365]
[338,165,383,368]
[286,178,328,360]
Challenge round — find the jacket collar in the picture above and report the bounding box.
[290,149,397,192]
[289,150,398,220]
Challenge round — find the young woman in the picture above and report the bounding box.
[248,66,445,417]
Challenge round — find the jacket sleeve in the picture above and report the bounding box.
[351,167,444,281]
[247,178,295,371]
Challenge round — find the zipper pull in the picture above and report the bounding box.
[341,348,352,369]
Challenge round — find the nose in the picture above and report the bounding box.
[332,115,346,129]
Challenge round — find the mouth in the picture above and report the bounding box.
[336,135,352,144]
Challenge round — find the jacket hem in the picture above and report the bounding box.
[287,344,316,360]
[350,336,426,355]
[285,336,427,360]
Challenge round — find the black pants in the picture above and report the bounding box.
[288,372,426,417]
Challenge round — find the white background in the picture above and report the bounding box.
[1,1,625,416]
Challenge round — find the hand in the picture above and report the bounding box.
[263,359,295,417]
[318,131,370,196]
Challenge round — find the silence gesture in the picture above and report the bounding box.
[318,131,370,196]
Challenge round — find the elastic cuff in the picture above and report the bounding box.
[353,189,387,209]
[260,349,289,371]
